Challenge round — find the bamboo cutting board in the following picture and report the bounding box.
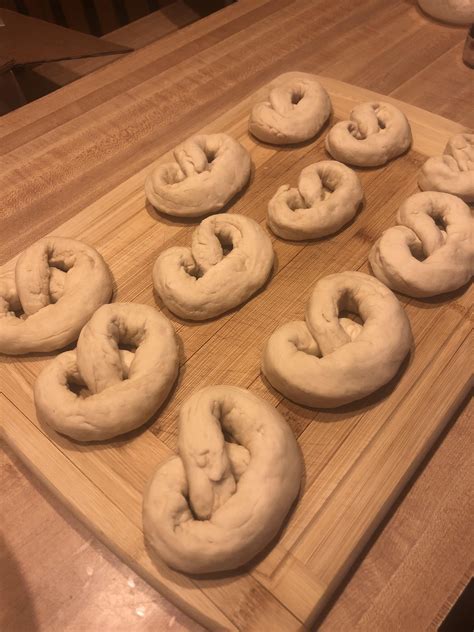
[0,74,472,631]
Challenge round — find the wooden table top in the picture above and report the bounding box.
[0,0,473,630]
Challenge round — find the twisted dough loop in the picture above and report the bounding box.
[143,385,302,573]
[325,102,412,167]
[145,134,251,217]
[262,272,412,407]
[153,213,274,320]
[34,303,179,441]
[419,134,474,203]
[249,72,331,144]
[369,192,474,297]
[267,160,363,240]
[0,237,113,355]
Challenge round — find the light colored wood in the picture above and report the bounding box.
[0,72,471,630]
[33,1,200,88]
[2,400,472,632]
[1,0,472,266]
[0,440,202,632]
[318,397,474,631]
[1,1,473,629]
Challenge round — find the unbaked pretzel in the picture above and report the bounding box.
[153,213,274,320]
[262,271,412,407]
[143,385,302,573]
[249,72,331,144]
[267,160,363,240]
[369,191,473,297]
[325,102,412,167]
[0,237,113,355]
[145,133,251,217]
[34,303,179,441]
[419,134,474,203]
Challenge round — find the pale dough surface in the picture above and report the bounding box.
[325,101,412,167]
[34,303,179,441]
[153,213,274,320]
[145,133,251,217]
[418,0,474,24]
[249,72,331,145]
[369,191,473,297]
[262,271,412,407]
[419,134,474,203]
[143,385,302,573]
[0,237,112,355]
[267,160,363,240]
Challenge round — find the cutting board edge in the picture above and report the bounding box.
[0,71,472,630]
[306,331,473,626]
[0,392,244,632]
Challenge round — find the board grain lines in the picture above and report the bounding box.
[0,71,471,630]
[0,0,472,264]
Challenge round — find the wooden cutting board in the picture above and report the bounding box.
[0,73,472,631]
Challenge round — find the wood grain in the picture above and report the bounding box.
[33,1,201,88]
[0,8,131,66]
[2,399,472,631]
[1,1,473,630]
[318,396,474,632]
[0,73,471,630]
[0,0,472,264]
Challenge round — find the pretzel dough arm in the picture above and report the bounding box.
[306,285,352,355]
[179,397,236,520]
[0,277,21,315]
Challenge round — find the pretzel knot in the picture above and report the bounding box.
[262,272,412,408]
[0,237,112,355]
[34,303,179,441]
[249,72,331,144]
[369,192,474,298]
[153,213,274,320]
[325,101,412,167]
[145,133,251,217]
[419,134,474,203]
[143,385,302,573]
[267,160,363,240]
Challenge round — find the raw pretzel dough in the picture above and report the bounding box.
[419,134,474,203]
[369,191,473,297]
[249,72,331,144]
[143,385,302,573]
[418,0,474,24]
[267,160,363,240]
[153,213,274,320]
[0,237,113,355]
[34,303,179,441]
[262,271,412,407]
[325,102,412,167]
[145,134,251,217]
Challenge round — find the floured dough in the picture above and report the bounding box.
[153,213,274,320]
[419,134,474,203]
[267,160,363,240]
[34,303,179,441]
[143,385,302,573]
[418,0,474,24]
[325,102,412,167]
[145,133,251,217]
[262,271,412,407]
[0,237,113,355]
[369,191,473,297]
[249,72,331,144]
